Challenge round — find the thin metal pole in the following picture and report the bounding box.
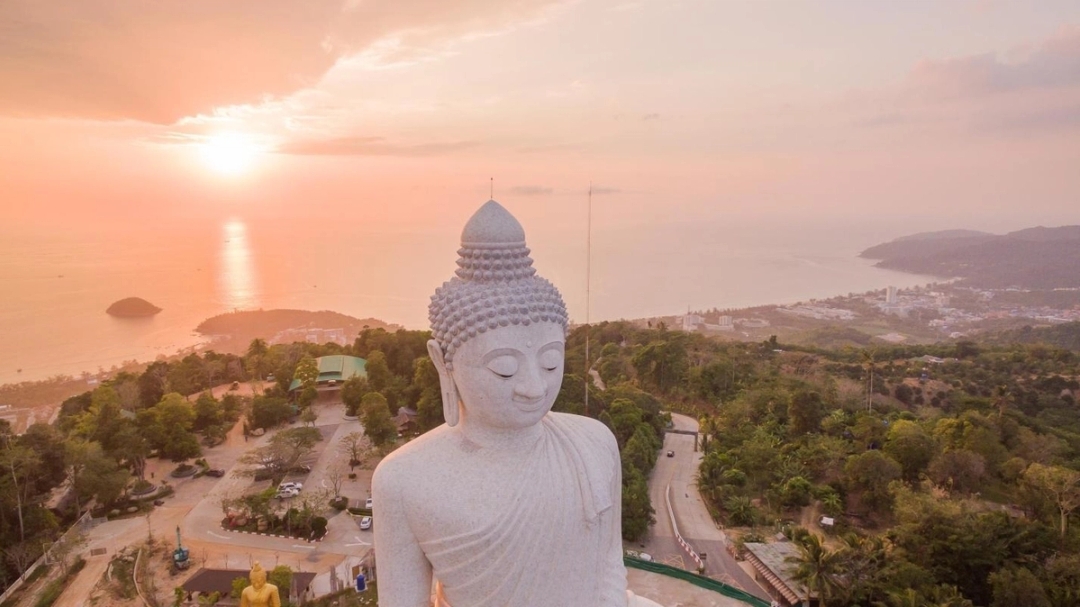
[585,183,592,416]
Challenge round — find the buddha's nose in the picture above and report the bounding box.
[514,365,546,401]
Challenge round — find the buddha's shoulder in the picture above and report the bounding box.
[373,423,457,488]
[372,425,456,487]
[545,412,619,452]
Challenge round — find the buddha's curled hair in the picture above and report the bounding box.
[428,201,569,370]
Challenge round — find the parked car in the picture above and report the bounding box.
[666,450,675,457]
[365,497,373,509]
[205,469,225,478]
[359,516,372,530]
[276,488,299,499]
[280,482,303,492]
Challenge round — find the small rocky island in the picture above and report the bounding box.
[106,297,162,318]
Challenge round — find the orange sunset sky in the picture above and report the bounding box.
[2,0,1079,234]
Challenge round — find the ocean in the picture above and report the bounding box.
[0,216,933,385]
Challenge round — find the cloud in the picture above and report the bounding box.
[906,25,1080,99]
[0,0,565,124]
[509,185,554,196]
[642,113,660,121]
[844,26,1080,139]
[276,136,479,157]
[976,102,1080,133]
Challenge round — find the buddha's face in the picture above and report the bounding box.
[450,322,564,431]
[250,569,266,590]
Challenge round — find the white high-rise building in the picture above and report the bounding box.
[886,286,898,304]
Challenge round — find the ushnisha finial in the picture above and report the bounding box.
[429,200,569,370]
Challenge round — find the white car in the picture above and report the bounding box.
[625,550,653,562]
[276,488,299,499]
[359,516,372,530]
[365,498,373,509]
[279,482,303,492]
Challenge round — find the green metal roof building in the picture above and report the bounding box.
[289,355,367,392]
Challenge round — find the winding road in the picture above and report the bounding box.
[636,413,770,602]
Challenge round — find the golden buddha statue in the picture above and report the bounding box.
[239,563,281,607]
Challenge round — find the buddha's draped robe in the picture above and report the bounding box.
[420,413,628,607]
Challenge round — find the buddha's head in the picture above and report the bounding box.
[250,562,266,589]
[428,200,569,429]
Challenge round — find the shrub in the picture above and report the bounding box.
[311,517,328,538]
[170,464,196,478]
[231,577,248,599]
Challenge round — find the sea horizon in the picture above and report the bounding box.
[0,215,938,386]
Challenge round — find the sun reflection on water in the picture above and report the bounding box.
[219,220,258,310]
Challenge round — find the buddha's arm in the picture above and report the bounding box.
[372,463,433,607]
[269,587,281,607]
[600,436,629,605]
[239,589,249,607]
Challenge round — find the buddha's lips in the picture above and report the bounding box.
[513,396,547,411]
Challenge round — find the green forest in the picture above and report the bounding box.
[3,322,1080,606]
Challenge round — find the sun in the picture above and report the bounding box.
[198,133,260,176]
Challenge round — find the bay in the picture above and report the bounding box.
[0,217,932,385]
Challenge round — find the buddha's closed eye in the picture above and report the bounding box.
[487,355,519,378]
[540,349,563,371]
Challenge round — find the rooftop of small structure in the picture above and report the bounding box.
[289,354,366,391]
[743,542,810,602]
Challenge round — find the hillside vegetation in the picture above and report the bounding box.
[4,322,1080,606]
[985,321,1080,352]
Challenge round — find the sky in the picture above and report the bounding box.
[1,0,1079,237]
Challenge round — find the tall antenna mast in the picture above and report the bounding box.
[490,177,494,199]
[585,182,592,416]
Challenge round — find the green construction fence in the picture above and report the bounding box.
[624,557,771,607]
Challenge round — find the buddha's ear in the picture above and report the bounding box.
[427,339,460,427]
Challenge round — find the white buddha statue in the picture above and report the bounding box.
[372,200,662,607]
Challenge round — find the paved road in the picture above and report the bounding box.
[638,413,770,602]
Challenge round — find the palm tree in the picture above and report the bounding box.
[724,496,756,527]
[874,588,923,607]
[788,534,844,606]
[927,585,973,607]
[820,492,843,517]
[836,533,887,604]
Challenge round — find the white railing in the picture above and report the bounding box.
[665,484,704,571]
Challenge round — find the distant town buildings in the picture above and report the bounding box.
[779,305,857,321]
[271,327,348,346]
[681,314,703,332]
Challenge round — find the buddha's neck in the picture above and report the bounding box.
[456,416,545,451]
